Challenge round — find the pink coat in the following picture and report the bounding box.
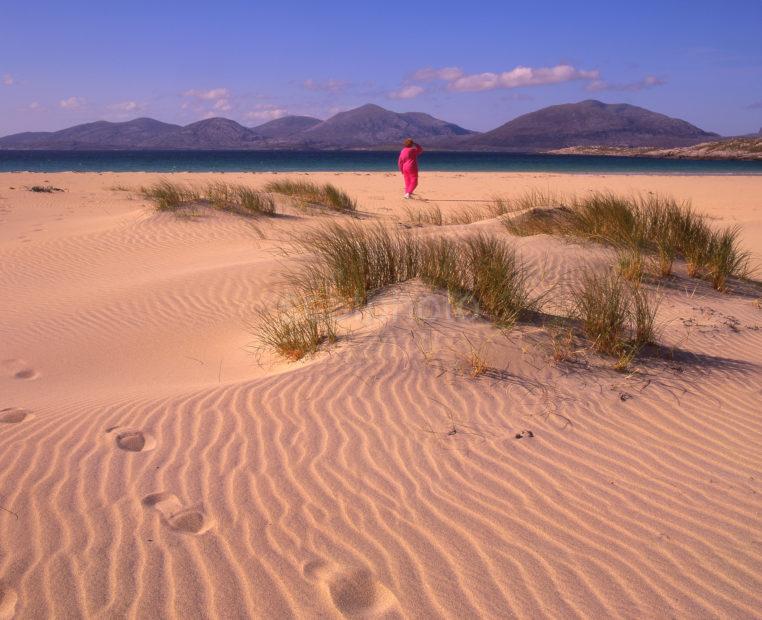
[398,144,423,175]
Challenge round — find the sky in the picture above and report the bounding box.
[1,0,761,137]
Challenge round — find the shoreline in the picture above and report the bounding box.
[4,169,762,176]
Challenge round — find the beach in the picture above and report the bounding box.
[1,171,761,618]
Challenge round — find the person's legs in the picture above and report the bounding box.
[404,172,418,194]
[409,174,418,194]
[402,172,411,196]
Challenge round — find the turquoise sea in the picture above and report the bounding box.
[0,150,760,174]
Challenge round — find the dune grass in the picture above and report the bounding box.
[404,203,444,227]
[255,298,337,361]
[569,268,660,369]
[503,190,752,290]
[141,180,200,211]
[264,179,357,212]
[140,179,276,216]
[288,222,539,326]
[260,220,664,365]
[291,222,420,307]
[705,226,750,292]
[204,181,276,216]
[419,234,537,326]
[404,199,516,229]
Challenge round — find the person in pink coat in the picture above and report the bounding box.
[398,138,423,198]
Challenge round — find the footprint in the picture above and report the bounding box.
[0,408,33,424]
[110,429,156,452]
[0,582,17,620]
[2,359,39,381]
[303,560,400,618]
[13,369,38,381]
[142,492,213,535]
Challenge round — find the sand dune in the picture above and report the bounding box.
[1,172,761,618]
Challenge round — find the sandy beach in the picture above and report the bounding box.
[1,171,761,618]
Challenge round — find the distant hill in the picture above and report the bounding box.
[289,104,475,148]
[0,105,473,150]
[463,100,718,150]
[149,118,261,149]
[0,118,181,149]
[249,116,321,140]
[0,101,722,151]
[551,136,762,160]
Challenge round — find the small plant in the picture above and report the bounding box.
[293,222,419,307]
[141,180,199,211]
[461,338,489,378]
[569,268,661,370]
[570,269,631,355]
[630,284,660,346]
[404,203,443,226]
[549,325,576,362]
[705,226,751,292]
[28,185,64,193]
[265,179,356,212]
[613,344,639,373]
[255,299,337,361]
[460,234,536,326]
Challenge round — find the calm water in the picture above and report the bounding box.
[1,150,761,174]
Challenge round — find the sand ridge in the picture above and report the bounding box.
[1,172,761,618]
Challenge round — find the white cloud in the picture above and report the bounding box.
[447,64,599,92]
[59,96,86,109]
[183,88,229,100]
[586,75,666,92]
[22,101,44,112]
[213,98,232,112]
[303,78,348,93]
[108,100,143,112]
[411,67,463,82]
[388,85,425,99]
[245,105,288,122]
[2,73,14,86]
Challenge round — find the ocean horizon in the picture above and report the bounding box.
[1,149,761,174]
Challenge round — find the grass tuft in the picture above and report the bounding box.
[504,190,752,290]
[569,268,660,369]
[290,223,538,326]
[255,298,337,361]
[265,179,357,212]
[705,226,752,292]
[140,179,275,216]
[293,222,419,307]
[404,203,443,226]
[28,185,64,193]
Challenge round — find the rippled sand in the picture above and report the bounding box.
[1,171,761,618]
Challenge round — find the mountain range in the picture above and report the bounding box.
[0,100,720,151]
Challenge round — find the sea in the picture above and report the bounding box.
[1,150,761,174]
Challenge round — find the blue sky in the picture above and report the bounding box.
[1,0,761,136]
